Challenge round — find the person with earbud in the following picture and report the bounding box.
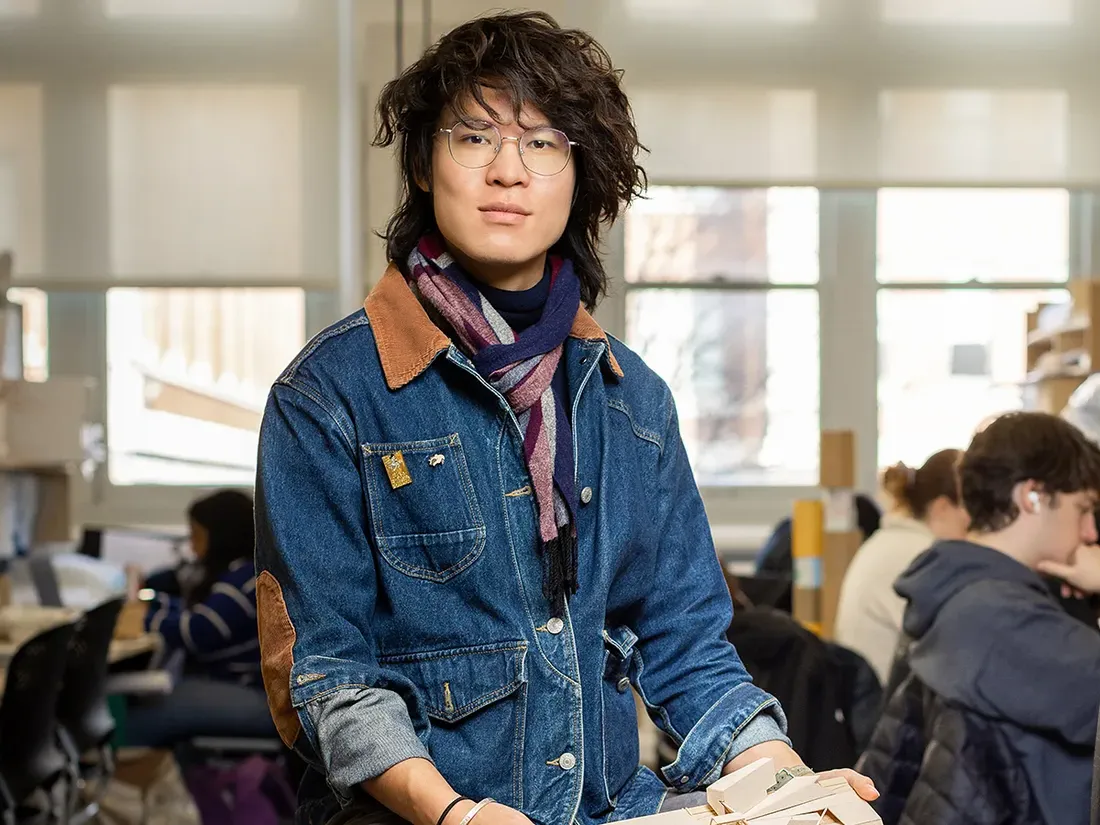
[877,411,1100,825]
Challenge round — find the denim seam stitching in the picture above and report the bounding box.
[280,314,371,382]
[279,379,356,454]
[378,640,528,664]
[632,649,681,744]
[561,597,586,825]
[699,696,780,786]
[607,398,664,453]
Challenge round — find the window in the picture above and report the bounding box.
[6,287,46,381]
[876,188,1069,467]
[106,287,305,486]
[625,187,820,486]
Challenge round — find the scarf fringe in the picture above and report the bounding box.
[544,521,578,612]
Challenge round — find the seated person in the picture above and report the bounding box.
[834,449,969,685]
[126,489,274,747]
[892,411,1100,825]
[756,494,882,579]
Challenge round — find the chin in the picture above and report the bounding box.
[457,237,545,268]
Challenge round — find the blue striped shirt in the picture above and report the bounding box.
[145,559,261,687]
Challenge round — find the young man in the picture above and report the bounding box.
[254,12,874,825]
[892,411,1100,825]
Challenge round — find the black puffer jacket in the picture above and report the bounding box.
[859,675,1043,825]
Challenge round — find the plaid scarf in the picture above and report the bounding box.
[406,234,580,608]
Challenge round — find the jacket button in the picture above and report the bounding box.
[547,617,565,635]
[580,486,593,505]
[616,677,630,693]
[559,752,577,771]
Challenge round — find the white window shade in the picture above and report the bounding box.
[631,87,816,184]
[0,85,42,276]
[109,85,306,283]
[878,90,1068,184]
[880,0,1072,25]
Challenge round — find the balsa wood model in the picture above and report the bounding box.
[619,759,882,825]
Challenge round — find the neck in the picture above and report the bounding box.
[968,527,1038,570]
[450,245,546,292]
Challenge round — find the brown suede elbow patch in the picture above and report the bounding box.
[256,570,301,748]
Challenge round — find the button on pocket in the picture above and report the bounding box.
[362,434,486,583]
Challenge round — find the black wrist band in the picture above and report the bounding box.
[436,796,471,825]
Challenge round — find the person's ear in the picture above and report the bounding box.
[1014,481,1042,515]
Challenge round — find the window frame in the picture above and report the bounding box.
[598,187,1098,533]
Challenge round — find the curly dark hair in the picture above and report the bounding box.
[959,411,1100,532]
[373,10,646,309]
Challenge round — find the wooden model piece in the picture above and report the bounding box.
[622,759,881,825]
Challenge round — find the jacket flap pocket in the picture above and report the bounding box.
[380,641,527,724]
[602,625,638,662]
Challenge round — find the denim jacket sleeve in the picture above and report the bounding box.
[254,379,432,792]
[630,393,789,791]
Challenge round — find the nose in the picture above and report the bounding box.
[486,136,528,186]
[1085,513,1098,545]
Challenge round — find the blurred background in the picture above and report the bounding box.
[0,0,1097,554]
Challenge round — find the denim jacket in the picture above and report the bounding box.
[254,266,789,825]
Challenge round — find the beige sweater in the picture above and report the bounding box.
[833,514,935,685]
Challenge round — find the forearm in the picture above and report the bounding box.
[364,758,473,825]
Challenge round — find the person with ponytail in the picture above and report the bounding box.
[834,449,970,684]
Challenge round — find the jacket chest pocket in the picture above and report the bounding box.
[362,434,486,583]
[380,642,528,808]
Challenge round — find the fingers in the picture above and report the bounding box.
[1037,560,1072,579]
[816,769,879,801]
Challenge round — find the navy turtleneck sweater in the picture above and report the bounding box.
[473,267,570,419]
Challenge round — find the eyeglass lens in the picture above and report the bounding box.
[447,121,572,175]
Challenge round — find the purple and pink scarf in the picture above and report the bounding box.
[406,234,580,607]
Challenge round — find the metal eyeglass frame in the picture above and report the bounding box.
[436,122,578,176]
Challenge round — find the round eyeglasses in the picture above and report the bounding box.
[438,120,576,177]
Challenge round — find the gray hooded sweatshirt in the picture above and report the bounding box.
[894,540,1100,825]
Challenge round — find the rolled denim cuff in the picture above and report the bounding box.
[305,685,432,793]
[660,683,787,791]
[722,711,791,763]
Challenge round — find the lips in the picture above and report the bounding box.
[479,203,531,216]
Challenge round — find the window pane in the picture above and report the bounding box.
[626,187,818,284]
[626,289,819,486]
[878,289,1064,466]
[6,287,46,382]
[877,188,1069,283]
[106,287,305,486]
[108,85,303,281]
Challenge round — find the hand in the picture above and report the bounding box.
[1038,544,1100,595]
[444,801,532,825]
[723,740,879,803]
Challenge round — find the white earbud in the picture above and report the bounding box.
[1028,491,1042,513]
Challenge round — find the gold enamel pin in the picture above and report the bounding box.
[382,451,413,489]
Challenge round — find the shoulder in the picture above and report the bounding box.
[604,333,676,438]
[276,308,378,390]
[941,578,1064,631]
